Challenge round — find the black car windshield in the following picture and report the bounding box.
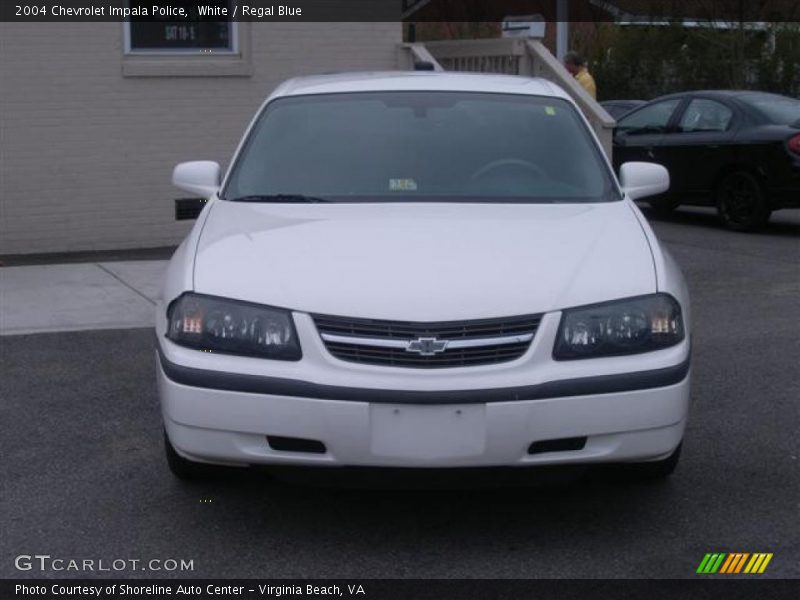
[223,92,619,203]
[740,93,800,125]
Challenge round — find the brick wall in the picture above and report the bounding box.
[0,23,401,254]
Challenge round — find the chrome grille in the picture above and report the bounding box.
[312,313,541,368]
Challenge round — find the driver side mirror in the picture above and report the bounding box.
[172,161,221,197]
[619,162,670,200]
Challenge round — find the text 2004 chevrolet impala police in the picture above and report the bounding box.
[157,72,690,481]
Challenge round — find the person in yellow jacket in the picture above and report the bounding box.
[564,51,597,100]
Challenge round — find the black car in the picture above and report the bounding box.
[613,91,800,230]
[601,99,646,119]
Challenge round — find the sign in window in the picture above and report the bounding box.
[125,1,236,54]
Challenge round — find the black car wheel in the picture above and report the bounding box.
[716,171,771,232]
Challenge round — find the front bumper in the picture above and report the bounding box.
[159,358,689,469]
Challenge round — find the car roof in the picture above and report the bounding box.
[653,90,789,102]
[601,100,645,105]
[271,71,568,100]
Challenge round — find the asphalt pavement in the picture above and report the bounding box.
[1,207,798,579]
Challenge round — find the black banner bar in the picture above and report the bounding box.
[3,1,402,22]
[4,579,800,600]
[2,1,800,22]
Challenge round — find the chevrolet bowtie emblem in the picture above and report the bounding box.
[405,337,449,356]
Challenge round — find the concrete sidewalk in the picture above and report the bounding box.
[0,261,167,336]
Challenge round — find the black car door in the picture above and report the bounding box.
[656,97,739,203]
[612,97,684,171]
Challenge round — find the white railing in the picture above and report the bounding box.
[420,38,528,75]
[524,40,615,158]
[397,43,445,71]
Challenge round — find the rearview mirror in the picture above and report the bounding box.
[619,162,669,200]
[172,161,220,197]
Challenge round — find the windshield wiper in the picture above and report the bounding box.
[228,194,332,203]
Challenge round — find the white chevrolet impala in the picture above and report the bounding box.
[157,72,690,481]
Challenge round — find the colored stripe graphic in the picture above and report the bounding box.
[744,553,774,574]
[721,553,747,574]
[758,554,773,573]
[696,554,713,573]
[733,553,750,573]
[697,552,773,575]
[701,552,772,574]
[712,553,726,573]
[744,554,757,573]
[719,554,736,574]
[697,553,727,573]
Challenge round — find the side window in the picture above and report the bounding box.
[678,99,734,133]
[617,99,681,136]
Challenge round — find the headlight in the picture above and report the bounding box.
[553,294,684,360]
[166,293,301,360]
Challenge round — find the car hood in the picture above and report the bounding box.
[193,200,656,321]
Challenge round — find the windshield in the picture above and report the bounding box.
[223,91,619,203]
[740,93,800,125]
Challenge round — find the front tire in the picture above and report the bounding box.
[716,171,771,231]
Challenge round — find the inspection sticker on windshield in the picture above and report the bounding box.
[389,178,418,191]
[545,106,557,116]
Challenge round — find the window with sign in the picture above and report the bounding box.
[125,1,237,54]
